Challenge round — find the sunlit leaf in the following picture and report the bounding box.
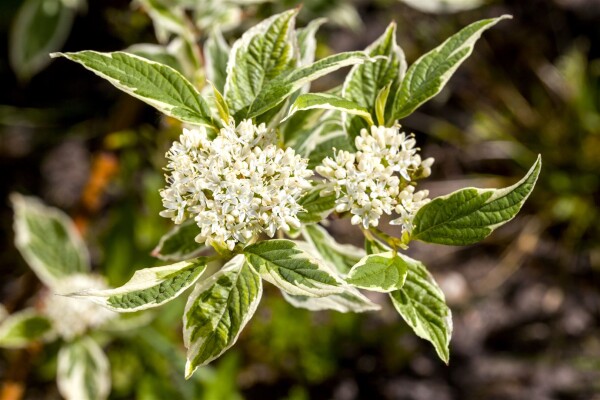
[52,51,214,127]
[391,16,510,121]
[71,258,208,312]
[244,239,343,297]
[411,155,541,245]
[183,255,262,377]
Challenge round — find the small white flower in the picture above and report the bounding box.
[390,185,431,233]
[43,274,116,341]
[317,125,432,232]
[160,119,312,250]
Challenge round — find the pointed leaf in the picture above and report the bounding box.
[183,255,262,377]
[343,22,406,136]
[52,51,214,127]
[246,51,372,118]
[392,16,510,121]
[211,83,230,122]
[346,251,409,292]
[389,254,452,364]
[153,220,207,262]
[303,224,365,275]
[9,0,75,82]
[11,194,89,288]
[224,10,298,115]
[57,337,110,400]
[285,93,374,125]
[205,29,230,93]
[297,18,326,67]
[281,287,380,313]
[244,239,343,297]
[71,258,208,312]
[375,83,392,126]
[0,309,54,349]
[293,18,327,96]
[412,155,541,245]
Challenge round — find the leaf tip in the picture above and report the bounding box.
[49,52,65,59]
[184,360,197,380]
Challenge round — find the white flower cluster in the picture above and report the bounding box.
[160,119,313,250]
[44,274,116,340]
[316,125,433,232]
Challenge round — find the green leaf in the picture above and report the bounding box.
[375,83,392,126]
[307,131,354,170]
[205,29,230,93]
[57,337,111,400]
[51,51,214,127]
[293,116,341,153]
[285,93,374,125]
[391,16,510,121]
[365,237,389,255]
[303,224,364,275]
[343,22,406,137]
[211,84,230,122]
[136,0,187,44]
[11,193,89,288]
[71,258,208,312]
[346,251,409,292]
[152,220,207,262]
[293,18,327,96]
[224,10,298,116]
[282,241,379,313]
[183,255,262,377]
[411,155,541,245]
[9,0,75,82]
[246,51,372,118]
[0,309,54,349]
[297,18,326,67]
[244,239,343,297]
[281,287,380,313]
[389,255,452,364]
[296,186,337,224]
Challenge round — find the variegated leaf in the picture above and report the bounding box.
[52,51,214,127]
[244,239,343,297]
[71,258,208,312]
[11,193,89,288]
[346,251,408,292]
[0,309,54,349]
[303,224,365,275]
[57,337,111,400]
[152,220,207,262]
[391,16,510,121]
[411,155,541,245]
[183,255,262,377]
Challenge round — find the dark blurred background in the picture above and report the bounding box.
[1,0,599,399]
